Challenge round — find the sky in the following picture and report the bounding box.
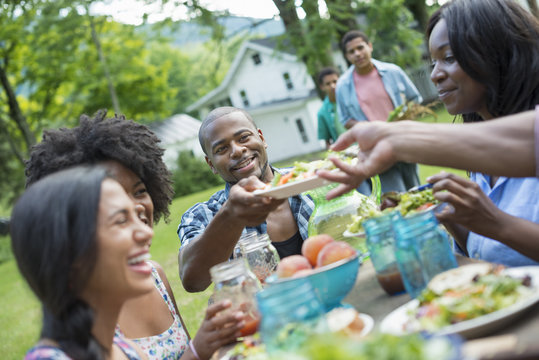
[90,0,282,25]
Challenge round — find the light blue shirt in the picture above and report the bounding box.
[336,58,422,125]
[466,173,539,267]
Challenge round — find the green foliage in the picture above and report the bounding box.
[0,1,235,204]
[172,151,224,197]
[356,0,425,69]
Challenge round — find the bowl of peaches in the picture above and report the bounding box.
[265,234,362,311]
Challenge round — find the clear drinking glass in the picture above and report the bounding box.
[240,234,280,283]
[233,231,259,259]
[210,258,262,336]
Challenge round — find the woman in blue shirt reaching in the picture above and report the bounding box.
[424,0,539,266]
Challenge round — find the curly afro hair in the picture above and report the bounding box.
[25,110,174,223]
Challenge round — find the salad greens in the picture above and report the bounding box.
[345,188,438,234]
[269,150,356,187]
[397,188,438,217]
[226,332,456,360]
[345,198,381,234]
[408,268,533,332]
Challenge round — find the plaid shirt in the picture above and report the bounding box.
[177,168,314,249]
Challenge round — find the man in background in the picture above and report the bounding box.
[336,30,421,193]
[317,67,346,149]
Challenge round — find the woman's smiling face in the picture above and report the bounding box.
[81,179,155,305]
[429,19,490,119]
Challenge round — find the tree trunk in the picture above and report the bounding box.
[527,0,538,19]
[272,0,330,99]
[86,7,121,114]
[404,0,428,32]
[0,64,36,153]
[0,117,25,166]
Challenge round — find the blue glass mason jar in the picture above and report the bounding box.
[393,210,457,298]
[256,278,326,353]
[363,212,405,295]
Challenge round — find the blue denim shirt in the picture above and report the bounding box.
[466,172,539,267]
[336,58,422,125]
[177,167,314,249]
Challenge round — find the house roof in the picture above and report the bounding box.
[186,38,299,112]
[249,36,296,55]
[150,113,201,145]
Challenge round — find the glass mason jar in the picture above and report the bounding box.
[256,278,326,353]
[307,184,371,254]
[363,212,405,295]
[210,258,262,337]
[233,231,259,259]
[240,234,280,283]
[393,210,458,298]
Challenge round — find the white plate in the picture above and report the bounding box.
[358,313,375,337]
[380,266,539,339]
[253,175,333,199]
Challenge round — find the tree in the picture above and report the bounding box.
[357,0,424,70]
[171,150,223,197]
[0,0,191,202]
[403,0,429,32]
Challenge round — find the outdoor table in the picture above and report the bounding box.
[215,256,539,359]
[346,256,539,359]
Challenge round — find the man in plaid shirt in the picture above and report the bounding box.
[177,107,314,292]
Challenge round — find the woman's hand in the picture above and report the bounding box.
[190,300,245,360]
[428,172,503,239]
[317,122,397,200]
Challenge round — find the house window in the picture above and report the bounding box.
[295,118,308,143]
[219,97,232,107]
[240,90,249,107]
[252,53,261,65]
[283,72,293,90]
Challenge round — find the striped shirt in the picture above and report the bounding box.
[177,168,314,254]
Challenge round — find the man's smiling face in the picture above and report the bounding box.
[202,111,271,184]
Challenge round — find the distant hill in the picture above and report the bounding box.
[138,15,285,47]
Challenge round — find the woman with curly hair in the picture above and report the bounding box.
[25,111,244,359]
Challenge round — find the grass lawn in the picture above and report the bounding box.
[0,106,467,358]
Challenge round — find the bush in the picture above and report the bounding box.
[172,151,224,197]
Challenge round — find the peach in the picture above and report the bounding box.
[301,234,335,266]
[292,268,314,278]
[276,255,312,278]
[316,241,356,268]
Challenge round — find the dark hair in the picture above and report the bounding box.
[11,166,108,359]
[426,0,539,122]
[25,110,173,223]
[198,106,257,155]
[317,67,339,85]
[340,30,370,57]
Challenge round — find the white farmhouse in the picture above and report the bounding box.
[150,113,204,170]
[187,37,349,163]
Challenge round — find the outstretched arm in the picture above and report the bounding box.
[317,110,536,199]
[178,176,284,292]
